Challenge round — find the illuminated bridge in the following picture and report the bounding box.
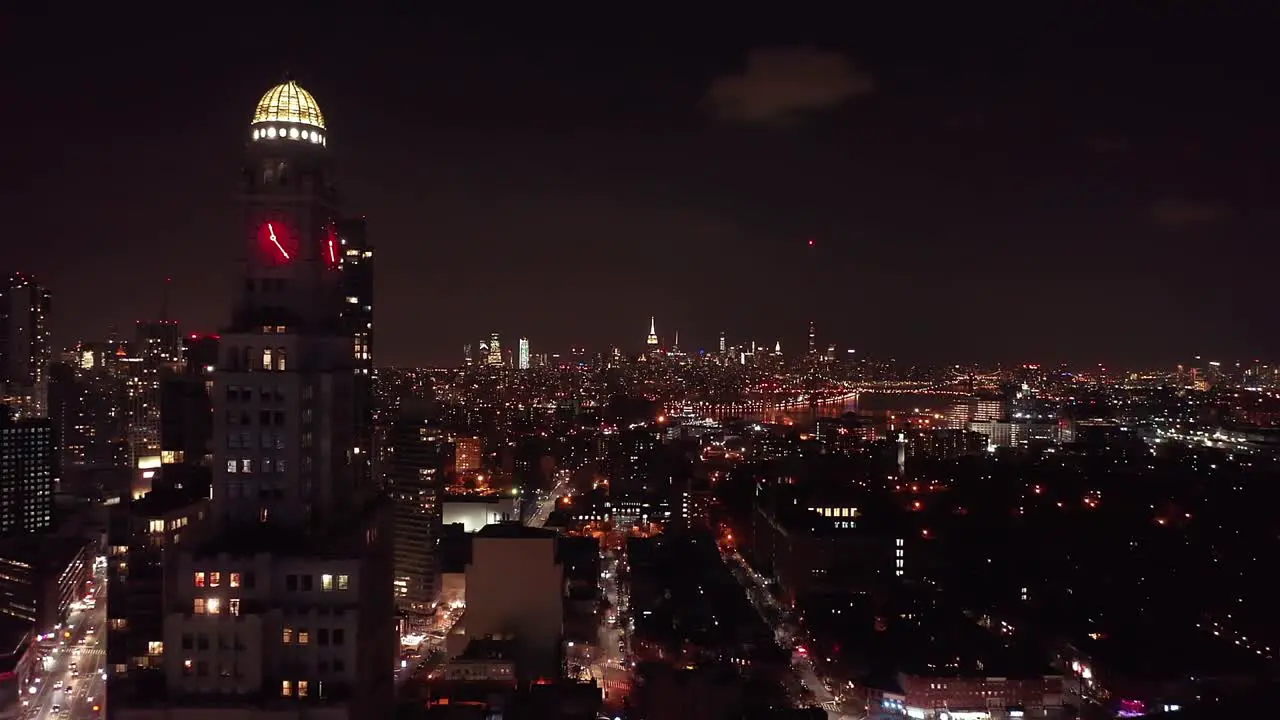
[682,379,973,415]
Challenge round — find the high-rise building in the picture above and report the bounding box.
[807,320,816,355]
[337,217,375,495]
[454,436,482,473]
[0,274,52,416]
[336,217,373,377]
[113,78,395,720]
[136,319,183,369]
[385,415,449,617]
[517,338,530,370]
[486,332,502,366]
[646,316,659,347]
[0,413,55,537]
[462,344,473,366]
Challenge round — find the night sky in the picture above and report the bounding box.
[3,7,1275,367]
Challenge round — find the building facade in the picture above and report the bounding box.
[0,414,55,537]
[0,274,52,417]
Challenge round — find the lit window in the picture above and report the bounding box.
[193,599,205,615]
[147,641,164,655]
[241,459,252,473]
[207,598,221,615]
[281,680,292,697]
[229,599,241,616]
[262,348,273,370]
[209,572,221,587]
[321,574,333,592]
[277,348,287,372]
[337,574,349,591]
[229,572,241,588]
[298,630,309,645]
[194,572,206,587]
[282,628,293,644]
[298,680,309,697]
[226,460,237,473]
[148,519,164,534]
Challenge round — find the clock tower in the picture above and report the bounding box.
[211,78,361,530]
[133,78,395,719]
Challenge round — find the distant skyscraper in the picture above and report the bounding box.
[808,320,816,355]
[136,319,182,369]
[518,338,530,370]
[0,273,52,416]
[646,317,659,347]
[774,340,782,356]
[719,331,726,354]
[0,412,55,537]
[486,332,502,366]
[463,343,473,366]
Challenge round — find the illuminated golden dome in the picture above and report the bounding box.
[251,80,325,130]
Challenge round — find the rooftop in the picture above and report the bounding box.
[475,522,557,540]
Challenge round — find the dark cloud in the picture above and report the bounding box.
[704,46,875,124]
[1148,198,1230,230]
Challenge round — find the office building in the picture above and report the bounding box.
[486,333,502,366]
[336,217,375,498]
[0,274,52,416]
[113,77,395,720]
[454,436,482,473]
[517,338,529,370]
[0,537,91,631]
[385,416,449,617]
[0,414,55,537]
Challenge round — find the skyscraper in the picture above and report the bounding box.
[114,78,395,719]
[486,332,502,366]
[0,273,52,416]
[337,216,374,495]
[386,415,449,617]
[646,316,659,347]
[0,412,55,537]
[518,337,530,370]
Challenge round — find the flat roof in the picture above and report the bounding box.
[475,522,556,540]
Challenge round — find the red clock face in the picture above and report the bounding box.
[256,219,296,263]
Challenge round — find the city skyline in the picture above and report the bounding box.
[4,8,1274,366]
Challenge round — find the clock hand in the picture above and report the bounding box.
[266,222,290,260]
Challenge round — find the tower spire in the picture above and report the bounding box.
[646,316,659,347]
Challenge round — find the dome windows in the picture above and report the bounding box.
[252,124,325,146]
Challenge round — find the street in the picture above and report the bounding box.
[25,562,107,720]
[526,472,571,528]
[588,536,632,706]
[395,602,464,689]
[722,550,846,720]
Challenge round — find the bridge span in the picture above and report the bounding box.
[683,381,971,414]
